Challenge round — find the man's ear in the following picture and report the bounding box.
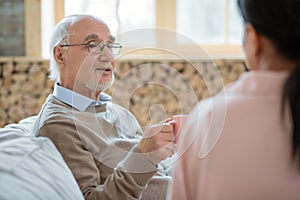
[53,46,65,65]
[244,24,261,57]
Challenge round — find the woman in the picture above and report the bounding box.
[169,0,300,199]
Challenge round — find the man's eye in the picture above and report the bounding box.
[106,44,113,48]
[88,43,98,49]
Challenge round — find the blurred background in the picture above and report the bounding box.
[0,0,246,127]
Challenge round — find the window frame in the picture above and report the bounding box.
[157,0,243,56]
[0,0,41,58]
[54,0,244,58]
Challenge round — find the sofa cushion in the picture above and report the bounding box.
[0,118,84,200]
[0,116,37,140]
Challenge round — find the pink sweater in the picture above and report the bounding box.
[169,71,300,200]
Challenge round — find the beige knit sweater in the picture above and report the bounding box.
[33,95,171,200]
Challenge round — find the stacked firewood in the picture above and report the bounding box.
[0,59,246,127]
[0,59,54,127]
[107,60,246,127]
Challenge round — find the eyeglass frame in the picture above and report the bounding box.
[59,41,123,55]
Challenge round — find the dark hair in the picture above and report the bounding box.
[237,0,300,169]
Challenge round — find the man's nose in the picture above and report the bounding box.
[99,46,114,62]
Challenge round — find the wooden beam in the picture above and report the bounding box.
[54,0,65,24]
[24,0,41,57]
[156,0,176,30]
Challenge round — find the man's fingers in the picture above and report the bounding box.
[145,123,174,137]
[159,123,173,133]
[160,132,175,142]
[160,142,177,158]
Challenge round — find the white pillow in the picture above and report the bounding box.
[0,117,84,200]
[0,137,84,200]
[0,116,37,140]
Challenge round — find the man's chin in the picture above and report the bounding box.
[97,81,113,92]
[85,75,114,92]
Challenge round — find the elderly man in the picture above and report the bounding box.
[33,14,176,199]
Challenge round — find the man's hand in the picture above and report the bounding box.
[138,122,177,165]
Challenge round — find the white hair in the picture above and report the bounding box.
[48,14,106,82]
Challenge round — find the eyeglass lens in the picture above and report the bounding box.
[89,43,121,55]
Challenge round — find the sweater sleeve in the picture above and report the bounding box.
[38,121,159,200]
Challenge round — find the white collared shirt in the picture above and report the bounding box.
[53,83,111,112]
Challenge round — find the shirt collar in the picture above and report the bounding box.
[53,82,111,111]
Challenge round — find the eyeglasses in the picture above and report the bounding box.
[60,41,122,55]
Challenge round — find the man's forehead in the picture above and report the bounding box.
[82,34,115,42]
[68,19,114,42]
